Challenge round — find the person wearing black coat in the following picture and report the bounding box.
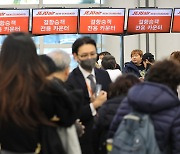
[109,59,180,154]
[66,36,111,154]
[93,74,140,154]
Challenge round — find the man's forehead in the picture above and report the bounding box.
[77,44,96,54]
[132,53,140,56]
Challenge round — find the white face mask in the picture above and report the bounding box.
[97,59,102,65]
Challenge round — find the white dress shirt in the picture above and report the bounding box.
[79,65,97,116]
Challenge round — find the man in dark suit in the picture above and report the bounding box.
[66,36,112,154]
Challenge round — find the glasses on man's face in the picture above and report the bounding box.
[78,52,97,59]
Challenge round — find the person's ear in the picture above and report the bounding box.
[73,53,79,61]
[64,67,70,81]
[65,67,70,76]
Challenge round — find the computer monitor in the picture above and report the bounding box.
[171,8,180,32]
[32,8,78,35]
[127,8,172,34]
[0,9,29,35]
[79,8,125,34]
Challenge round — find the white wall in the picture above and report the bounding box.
[101,0,180,66]
[102,0,140,65]
[102,35,121,63]
[154,0,180,60]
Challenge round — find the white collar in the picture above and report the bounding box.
[78,65,95,79]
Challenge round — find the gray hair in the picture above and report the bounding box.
[47,50,71,72]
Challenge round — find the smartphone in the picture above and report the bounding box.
[95,84,102,97]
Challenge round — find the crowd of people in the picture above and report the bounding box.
[0,32,179,154]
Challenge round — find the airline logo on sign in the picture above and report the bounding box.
[79,9,125,34]
[32,9,78,34]
[127,9,172,33]
[0,10,29,34]
[172,9,180,32]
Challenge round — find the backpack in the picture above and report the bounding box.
[110,111,162,154]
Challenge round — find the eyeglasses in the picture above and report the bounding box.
[78,52,97,59]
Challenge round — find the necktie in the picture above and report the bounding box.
[87,74,96,94]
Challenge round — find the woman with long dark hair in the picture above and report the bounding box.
[0,32,81,153]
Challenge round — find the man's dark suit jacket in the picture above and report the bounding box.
[66,67,111,154]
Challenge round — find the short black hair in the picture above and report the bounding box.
[72,36,97,54]
[142,53,155,63]
[99,51,111,56]
[39,54,57,75]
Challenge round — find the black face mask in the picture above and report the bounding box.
[79,58,96,71]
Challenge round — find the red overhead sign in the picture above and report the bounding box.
[172,8,180,32]
[0,9,29,34]
[32,9,78,34]
[127,9,172,33]
[79,8,125,34]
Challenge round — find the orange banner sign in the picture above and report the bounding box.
[0,9,29,34]
[172,8,180,32]
[79,8,125,34]
[127,9,172,33]
[32,9,78,34]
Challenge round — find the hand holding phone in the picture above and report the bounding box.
[95,84,102,97]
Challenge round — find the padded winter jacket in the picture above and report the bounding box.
[122,61,143,77]
[109,82,180,154]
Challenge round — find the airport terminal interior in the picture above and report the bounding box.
[0,1,180,154]
[0,0,180,69]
